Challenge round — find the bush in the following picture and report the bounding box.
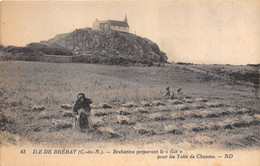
[27,43,73,55]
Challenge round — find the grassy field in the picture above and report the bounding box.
[0,61,259,149]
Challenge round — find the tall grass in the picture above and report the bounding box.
[0,61,163,110]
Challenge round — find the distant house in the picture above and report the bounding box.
[93,14,129,33]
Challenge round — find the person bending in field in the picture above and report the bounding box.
[164,86,171,100]
[170,90,175,100]
[73,93,93,132]
[177,88,184,95]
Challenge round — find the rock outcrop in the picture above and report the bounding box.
[27,28,168,65]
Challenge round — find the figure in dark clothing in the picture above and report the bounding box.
[170,90,175,100]
[164,86,176,100]
[178,88,184,95]
[164,86,171,100]
[73,93,92,115]
[73,93,93,132]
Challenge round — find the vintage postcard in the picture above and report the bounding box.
[0,0,259,165]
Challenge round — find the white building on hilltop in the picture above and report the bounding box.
[93,14,129,33]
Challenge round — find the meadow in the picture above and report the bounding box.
[0,61,259,149]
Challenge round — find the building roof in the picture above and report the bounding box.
[108,20,129,27]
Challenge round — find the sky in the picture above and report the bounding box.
[1,0,259,65]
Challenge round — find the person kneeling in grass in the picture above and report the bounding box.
[73,93,93,132]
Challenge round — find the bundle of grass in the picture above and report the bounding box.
[216,120,229,129]
[37,112,48,120]
[174,104,190,111]
[194,135,213,145]
[176,96,185,100]
[225,107,238,114]
[227,107,251,115]
[241,115,255,124]
[176,140,192,149]
[221,118,240,129]
[91,116,104,129]
[122,102,138,108]
[62,111,74,117]
[169,99,183,105]
[194,97,208,103]
[237,108,250,114]
[183,98,194,103]
[189,103,206,109]
[152,100,165,106]
[141,101,151,107]
[192,109,210,118]
[49,119,72,131]
[99,127,120,138]
[117,115,134,125]
[133,107,149,114]
[206,102,224,108]
[182,123,197,131]
[164,124,182,135]
[134,123,156,135]
[183,110,202,118]
[205,110,220,118]
[32,105,45,112]
[92,109,111,117]
[192,126,206,132]
[91,104,99,109]
[60,104,73,110]
[196,105,207,109]
[157,105,169,112]
[99,103,112,109]
[254,114,260,120]
[182,122,205,132]
[171,112,185,120]
[233,115,255,128]
[149,112,167,121]
[210,108,230,117]
[201,121,219,130]
[117,107,131,115]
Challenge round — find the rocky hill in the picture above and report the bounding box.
[26,28,168,65]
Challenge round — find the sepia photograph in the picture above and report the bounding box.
[0,0,259,165]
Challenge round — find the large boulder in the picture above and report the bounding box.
[27,28,168,65]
